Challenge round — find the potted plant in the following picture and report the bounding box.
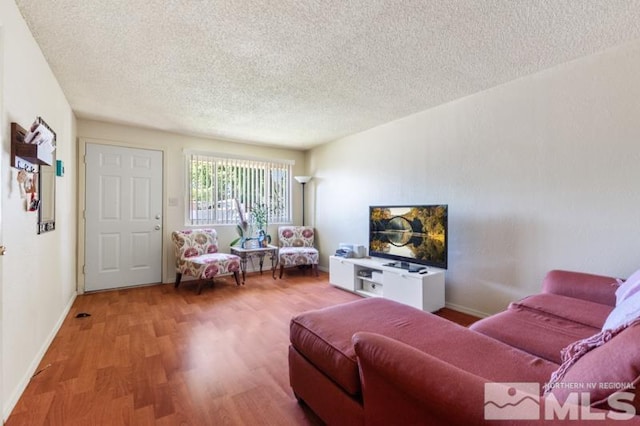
[251,204,271,247]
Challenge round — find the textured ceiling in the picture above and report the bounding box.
[14,1,640,149]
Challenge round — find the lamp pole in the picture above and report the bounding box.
[294,176,312,226]
[301,182,307,226]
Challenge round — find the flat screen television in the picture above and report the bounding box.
[369,204,448,270]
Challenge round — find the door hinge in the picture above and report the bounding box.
[82,265,86,274]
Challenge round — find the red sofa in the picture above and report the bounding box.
[288,270,640,425]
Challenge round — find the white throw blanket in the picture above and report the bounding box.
[602,269,640,330]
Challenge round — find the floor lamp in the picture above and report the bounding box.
[294,176,312,226]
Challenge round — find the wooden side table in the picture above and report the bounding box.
[230,244,278,283]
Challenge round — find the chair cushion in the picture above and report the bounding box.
[177,253,240,279]
[279,247,319,266]
[290,298,556,397]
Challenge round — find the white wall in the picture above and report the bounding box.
[76,119,307,291]
[310,40,640,317]
[1,0,78,419]
[0,21,5,421]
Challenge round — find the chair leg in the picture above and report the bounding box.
[197,280,204,295]
[175,272,182,288]
[233,271,241,286]
[279,264,284,278]
[314,264,319,277]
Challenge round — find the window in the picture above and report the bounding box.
[186,152,293,226]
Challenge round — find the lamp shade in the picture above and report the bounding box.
[294,176,312,184]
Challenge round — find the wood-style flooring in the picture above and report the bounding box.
[6,270,478,425]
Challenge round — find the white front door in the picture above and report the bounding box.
[85,143,163,291]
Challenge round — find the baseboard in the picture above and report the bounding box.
[3,291,77,421]
[445,302,491,319]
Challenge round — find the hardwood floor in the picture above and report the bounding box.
[7,271,478,425]
[434,305,480,327]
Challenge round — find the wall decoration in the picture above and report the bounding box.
[11,117,57,233]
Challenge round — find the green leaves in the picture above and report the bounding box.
[251,204,268,230]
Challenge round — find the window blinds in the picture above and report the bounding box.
[187,153,292,226]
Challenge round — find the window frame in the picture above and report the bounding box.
[184,151,294,227]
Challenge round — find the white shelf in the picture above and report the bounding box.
[359,276,383,285]
[355,289,383,298]
[329,256,445,312]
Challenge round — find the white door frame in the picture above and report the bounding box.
[77,138,168,294]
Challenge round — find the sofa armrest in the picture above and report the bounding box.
[353,332,636,426]
[353,331,489,426]
[541,270,617,307]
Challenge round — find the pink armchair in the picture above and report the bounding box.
[171,229,241,294]
[277,226,319,278]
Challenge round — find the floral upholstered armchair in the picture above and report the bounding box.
[171,229,241,294]
[277,226,319,278]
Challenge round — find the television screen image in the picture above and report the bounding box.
[369,205,448,269]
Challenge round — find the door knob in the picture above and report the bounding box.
[155,214,161,219]
[0,246,5,255]
[154,225,161,230]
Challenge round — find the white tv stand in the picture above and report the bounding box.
[329,256,445,312]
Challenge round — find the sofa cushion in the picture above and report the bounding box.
[603,289,640,331]
[290,298,556,397]
[470,306,600,364]
[290,298,437,396]
[511,293,612,329]
[548,320,640,411]
[614,268,640,306]
[602,268,640,331]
